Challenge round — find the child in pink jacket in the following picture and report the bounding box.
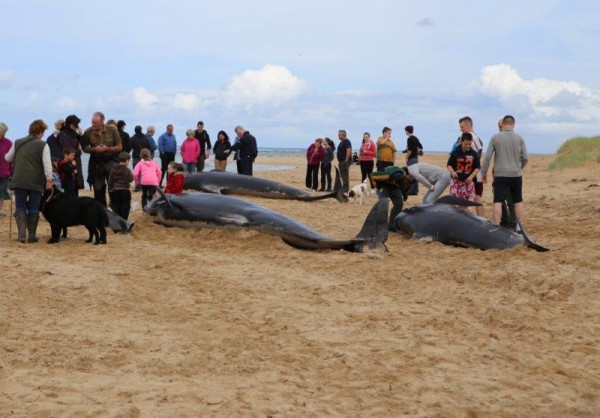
[133,148,162,209]
[181,129,201,174]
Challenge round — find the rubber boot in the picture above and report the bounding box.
[27,213,40,243]
[15,211,27,243]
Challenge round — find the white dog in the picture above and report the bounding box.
[348,179,371,205]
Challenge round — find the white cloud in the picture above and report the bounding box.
[172,93,200,112]
[479,64,600,120]
[132,87,159,109]
[223,64,307,109]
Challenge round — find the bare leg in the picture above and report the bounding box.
[474,195,484,217]
[492,202,502,225]
[514,202,525,222]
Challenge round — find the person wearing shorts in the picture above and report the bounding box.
[481,115,528,225]
[447,132,480,207]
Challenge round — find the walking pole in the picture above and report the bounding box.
[8,190,13,240]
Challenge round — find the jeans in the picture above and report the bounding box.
[14,188,42,214]
[320,163,332,190]
[184,163,197,174]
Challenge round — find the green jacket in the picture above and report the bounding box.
[369,166,407,189]
[9,135,47,192]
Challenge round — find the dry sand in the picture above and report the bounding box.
[1,153,599,417]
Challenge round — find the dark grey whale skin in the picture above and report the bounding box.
[145,192,389,252]
[394,196,548,252]
[183,170,348,203]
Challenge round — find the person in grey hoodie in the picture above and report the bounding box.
[481,115,528,225]
[407,162,451,204]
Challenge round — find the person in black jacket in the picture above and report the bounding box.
[194,121,211,172]
[229,125,257,176]
[213,130,231,171]
[117,120,132,154]
[130,125,150,191]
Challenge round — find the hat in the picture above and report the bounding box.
[404,125,414,134]
[65,114,81,128]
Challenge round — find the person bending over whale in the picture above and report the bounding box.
[369,166,414,232]
[407,162,451,204]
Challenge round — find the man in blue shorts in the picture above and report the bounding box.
[481,115,528,225]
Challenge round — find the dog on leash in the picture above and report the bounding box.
[348,179,371,205]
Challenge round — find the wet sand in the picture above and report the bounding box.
[1,153,599,417]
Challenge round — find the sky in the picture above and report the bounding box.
[1,0,600,154]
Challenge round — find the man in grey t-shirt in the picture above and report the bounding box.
[481,115,528,225]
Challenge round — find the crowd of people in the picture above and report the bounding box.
[0,112,528,243]
[0,113,259,243]
[304,116,528,232]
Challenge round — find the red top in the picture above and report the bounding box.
[165,172,184,194]
[359,140,377,162]
[306,143,324,166]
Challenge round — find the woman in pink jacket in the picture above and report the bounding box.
[358,132,376,182]
[180,129,201,174]
[133,148,162,209]
[305,138,324,191]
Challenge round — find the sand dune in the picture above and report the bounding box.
[1,153,599,416]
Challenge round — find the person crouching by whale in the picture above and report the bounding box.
[407,162,451,204]
[133,148,161,210]
[165,162,185,195]
[447,132,480,210]
[369,166,414,232]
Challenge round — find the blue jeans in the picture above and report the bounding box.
[14,188,43,214]
[183,163,196,174]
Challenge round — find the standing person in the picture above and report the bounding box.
[407,162,452,204]
[447,133,480,208]
[145,125,157,158]
[320,138,335,191]
[57,148,79,197]
[213,130,231,172]
[369,166,414,231]
[117,120,132,155]
[130,125,151,191]
[404,125,423,195]
[181,129,201,174]
[82,111,123,207]
[493,118,517,230]
[58,114,85,196]
[232,134,242,174]
[46,119,64,160]
[358,132,376,182]
[458,116,485,215]
[0,122,13,217]
[108,152,134,220]
[133,148,161,209]
[194,121,211,173]
[158,124,177,186]
[5,119,53,243]
[305,138,324,191]
[229,125,257,176]
[337,130,352,193]
[481,115,528,225]
[376,127,396,171]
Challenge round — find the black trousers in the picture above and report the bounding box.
[141,185,157,209]
[320,163,332,190]
[110,189,132,220]
[359,160,374,182]
[238,157,253,176]
[305,164,319,190]
[378,185,405,230]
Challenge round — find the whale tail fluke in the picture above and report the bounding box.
[355,199,390,251]
[517,217,549,252]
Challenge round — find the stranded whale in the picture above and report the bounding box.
[393,196,548,251]
[145,191,388,252]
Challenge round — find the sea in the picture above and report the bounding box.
[79,147,306,175]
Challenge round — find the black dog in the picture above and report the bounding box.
[41,187,109,244]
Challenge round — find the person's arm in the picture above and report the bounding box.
[447,154,458,179]
[111,129,123,153]
[345,146,352,162]
[480,138,495,182]
[42,144,53,188]
[520,138,528,169]
[4,143,15,162]
[206,133,211,151]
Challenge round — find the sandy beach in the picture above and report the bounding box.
[1,152,599,417]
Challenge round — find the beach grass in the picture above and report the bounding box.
[548,135,600,170]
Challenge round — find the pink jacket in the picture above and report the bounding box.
[359,140,377,162]
[133,159,162,186]
[181,136,200,164]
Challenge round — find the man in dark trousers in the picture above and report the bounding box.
[229,125,257,176]
[369,166,414,231]
[194,121,211,172]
